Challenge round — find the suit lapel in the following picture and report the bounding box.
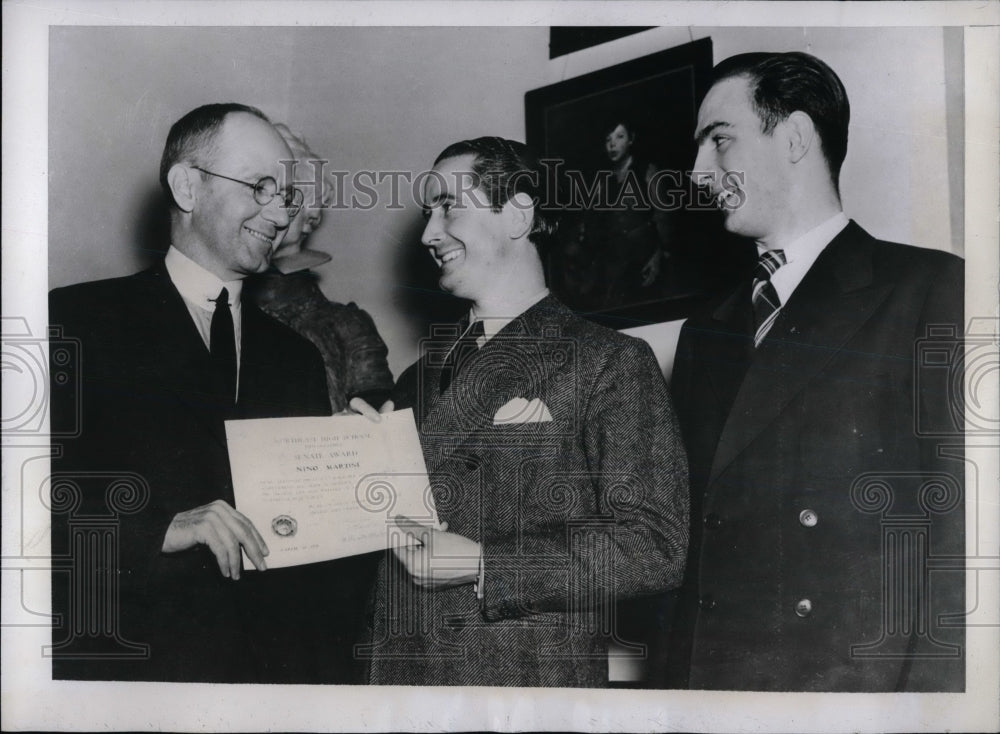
[708,222,894,485]
[140,263,229,448]
[418,296,565,474]
[236,302,277,416]
[701,282,756,413]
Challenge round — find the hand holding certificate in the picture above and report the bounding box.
[224,408,440,569]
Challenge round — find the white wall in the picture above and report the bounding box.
[48,26,960,378]
[543,25,961,254]
[49,26,551,378]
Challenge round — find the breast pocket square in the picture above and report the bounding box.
[493,397,553,425]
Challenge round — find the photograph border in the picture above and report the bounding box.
[3,3,998,733]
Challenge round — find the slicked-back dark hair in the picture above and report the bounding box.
[434,136,557,253]
[159,103,270,206]
[713,51,850,189]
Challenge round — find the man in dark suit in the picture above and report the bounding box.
[359,137,689,686]
[663,52,965,691]
[49,103,365,683]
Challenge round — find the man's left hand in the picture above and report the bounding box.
[392,515,481,590]
[336,397,394,422]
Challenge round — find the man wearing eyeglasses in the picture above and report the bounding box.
[48,104,361,683]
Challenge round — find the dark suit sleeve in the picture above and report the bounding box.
[479,338,690,621]
[49,285,182,677]
[914,252,964,463]
[49,284,215,580]
[907,252,965,691]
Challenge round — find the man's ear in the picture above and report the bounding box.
[504,192,535,241]
[785,111,816,165]
[166,163,197,213]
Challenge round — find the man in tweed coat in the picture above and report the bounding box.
[360,137,689,686]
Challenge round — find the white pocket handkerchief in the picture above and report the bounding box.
[493,397,553,425]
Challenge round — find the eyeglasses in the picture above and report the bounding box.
[193,166,304,217]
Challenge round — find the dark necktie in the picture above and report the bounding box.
[751,249,786,347]
[210,287,237,404]
[439,319,485,394]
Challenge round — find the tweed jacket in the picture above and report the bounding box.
[664,222,965,691]
[364,295,689,686]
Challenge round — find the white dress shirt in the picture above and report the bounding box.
[164,246,244,382]
[756,212,849,341]
[463,287,551,347]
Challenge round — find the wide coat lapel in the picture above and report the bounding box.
[701,281,756,417]
[138,263,229,448]
[708,222,894,485]
[417,296,566,475]
[236,301,294,417]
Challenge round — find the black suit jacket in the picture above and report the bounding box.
[50,263,370,682]
[665,222,965,691]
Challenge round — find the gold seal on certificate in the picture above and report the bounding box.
[271,515,297,537]
[224,408,439,569]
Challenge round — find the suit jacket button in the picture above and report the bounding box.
[795,598,813,617]
[463,459,478,471]
[798,509,818,527]
[699,594,716,610]
[703,513,721,529]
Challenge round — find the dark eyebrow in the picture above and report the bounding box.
[421,192,455,217]
[694,121,732,146]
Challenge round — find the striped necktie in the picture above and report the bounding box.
[751,249,786,347]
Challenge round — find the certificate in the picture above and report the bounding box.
[224,409,439,569]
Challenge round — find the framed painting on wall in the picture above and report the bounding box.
[526,36,754,328]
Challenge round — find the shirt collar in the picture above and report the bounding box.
[760,212,849,307]
[165,246,243,312]
[757,211,849,263]
[468,287,550,341]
